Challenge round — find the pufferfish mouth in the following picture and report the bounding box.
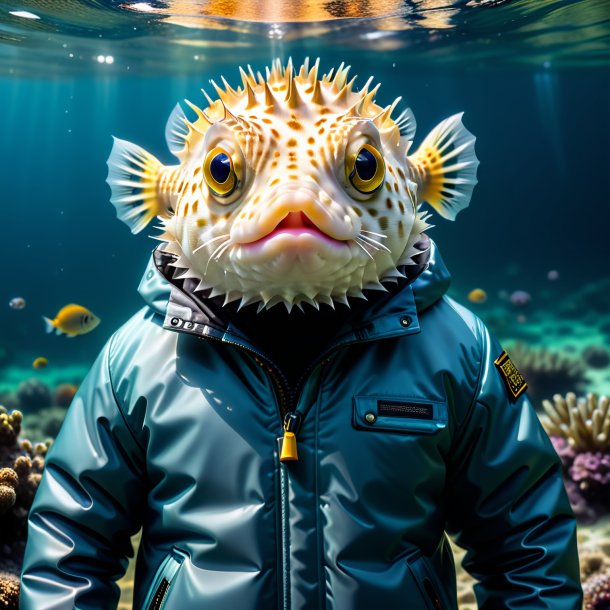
[243,212,345,247]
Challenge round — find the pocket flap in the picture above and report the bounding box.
[353,395,448,434]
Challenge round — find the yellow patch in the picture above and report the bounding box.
[494,351,528,400]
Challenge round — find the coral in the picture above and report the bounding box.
[564,478,599,524]
[0,571,19,609]
[21,406,68,441]
[507,344,588,409]
[550,435,577,463]
[15,378,52,412]
[541,393,610,451]
[542,394,610,524]
[570,452,610,505]
[0,405,49,606]
[0,468,18,514]
[0,409,21,448]
[581,550,610,582]
[584,569,610,610]
[584,346,610,370]
[54,383,78,408]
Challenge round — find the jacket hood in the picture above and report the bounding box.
[137,237,451,320]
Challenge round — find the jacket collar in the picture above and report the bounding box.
[137,236,451,354]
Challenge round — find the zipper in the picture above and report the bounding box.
[279,457,290,610]
[253,355,292,420]
[143,547,187,610]
[200,331,347,462]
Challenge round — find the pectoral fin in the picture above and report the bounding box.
[106,137,174,234]
[408,113,479,220]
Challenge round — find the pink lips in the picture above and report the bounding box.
[247,212,341,246]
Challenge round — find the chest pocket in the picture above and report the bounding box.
[353,395,448,435]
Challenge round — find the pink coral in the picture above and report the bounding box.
[584,569,610,610]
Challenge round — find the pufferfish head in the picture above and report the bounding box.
[107,58,479,311]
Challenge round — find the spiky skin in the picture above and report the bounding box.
[109,58,478,310]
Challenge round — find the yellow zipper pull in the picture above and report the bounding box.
[280,412,301,462]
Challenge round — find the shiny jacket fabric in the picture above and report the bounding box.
[20,242,582,610]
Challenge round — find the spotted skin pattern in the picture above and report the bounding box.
[107,58,478,310]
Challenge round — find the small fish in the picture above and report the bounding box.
[43,304,101,337]
[467,288,487,304]
[9,297,26,310]
[32,357,48,369]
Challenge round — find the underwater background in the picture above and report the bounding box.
[0,1,609,608]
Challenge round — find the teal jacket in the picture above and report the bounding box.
[20,242,582,610]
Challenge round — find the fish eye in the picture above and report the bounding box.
[204,147,237,199]
[347,144,385,195]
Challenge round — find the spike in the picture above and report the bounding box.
[285,74,304,109]
[308,58,320,84]
[237,294,255,311]
[339,98,362,120]
[345,75,357,92]
[184,99,213,126]
[223,104,251,128]
[333,66,351,91]
[360,76,374,94]
[209,286,224,298]
[357,83,381,116]
[373,105,394,130]
[264,82,276,108]
[284,57,294,84]
[220,75,238,98]
[388,95,402,113]
[256,70,265,85]
[334,293,349,306]
[334,84,351,106]
[210,79,231,105]
[200,87,215,107]
[239,66,254,90]
[364,280,388,292]
[245,82,257,109]
[317,294,335,309]
[331,62,346,90]
[311,77,323,105]
[332,62,344,83]
[323,67,334,83]
[298,57,309,79]
[270,59,283,83]
[347,288,367,300]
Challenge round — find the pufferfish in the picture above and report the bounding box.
[107,58,479,311]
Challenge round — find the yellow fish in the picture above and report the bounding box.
[43,304,101,337]
[32,357,48,369]
[467,288,487,304]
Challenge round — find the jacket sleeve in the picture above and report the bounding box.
[444,323,583,610]
[20,337,147,610]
